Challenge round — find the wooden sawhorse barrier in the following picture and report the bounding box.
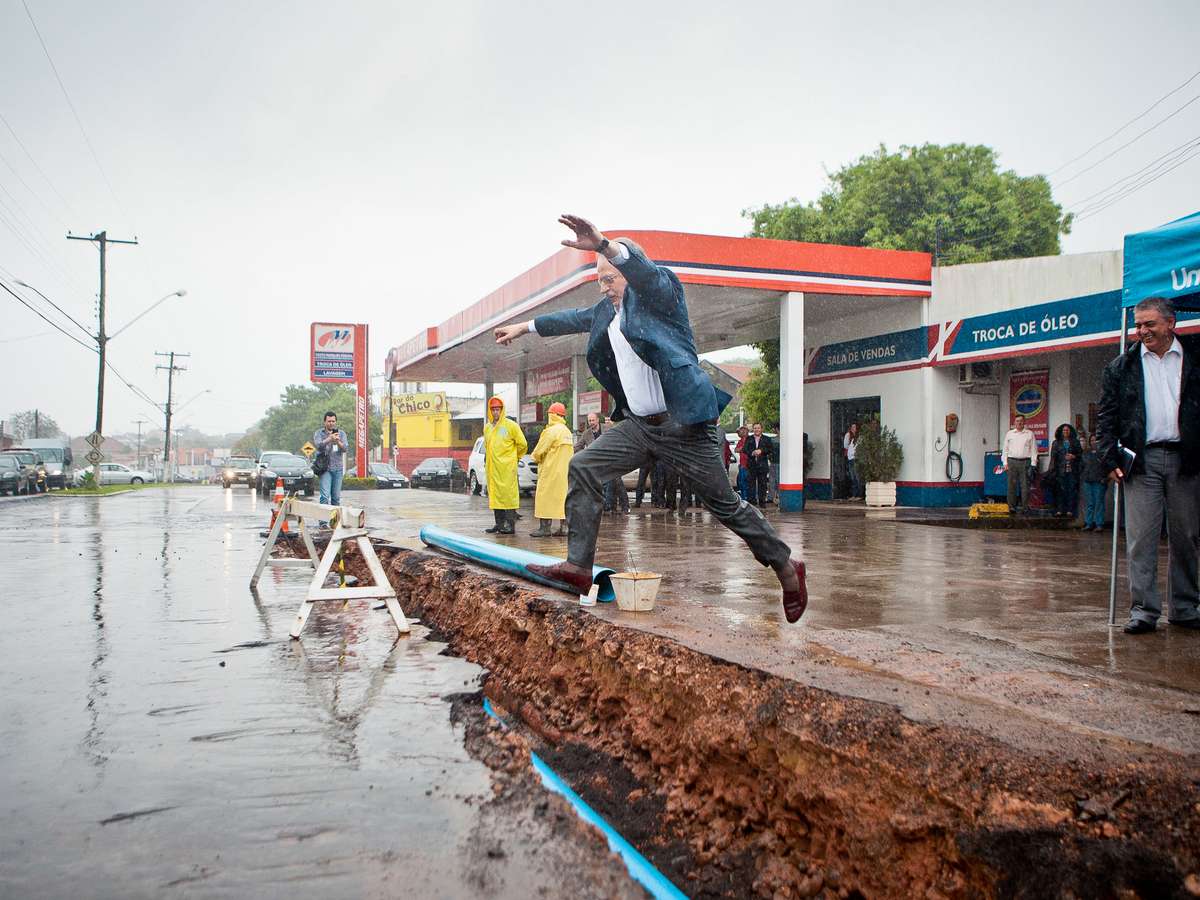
[249,497,410,639]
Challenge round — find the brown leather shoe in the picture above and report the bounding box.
[527,561,593,596]
[781,558,808,623]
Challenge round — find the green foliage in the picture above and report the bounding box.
[249,384,380,457]
[855,421,904,483]
[78,469,96,489]
[745,143,1071,265]
[739,363,780,430]
[5,409,63,440]
[341,477,376,490]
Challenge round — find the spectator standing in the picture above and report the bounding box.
[313,411,348,507]
[652,458,669,508]
[575,413,601,453]
[1097,296,1200,634]
[768,433,780,504]
[633,461,654,507]
[1047,423,1083,518]
[1001,414,1038,513]
[746,423,773,507]
[529,402,573,537]
[1080,433,1107,532]
[734,425,750,501]
[482,396,527,535]
[843,423,861,499]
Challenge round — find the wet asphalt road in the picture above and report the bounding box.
[0,488,627,898]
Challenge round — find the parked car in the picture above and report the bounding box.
[72,462,154,485]
[24,438,74,489]
[0,454,35,495]
[1,448,46,492]
[348,462,410,489]
[221,456,258,489]
[255,452,315,496]
[466,437,538,496]
[410,457,467,491]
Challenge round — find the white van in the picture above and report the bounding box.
[24,438,74,489]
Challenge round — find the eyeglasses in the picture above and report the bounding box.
[598,275,619,288]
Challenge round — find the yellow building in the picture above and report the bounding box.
[382,392,477,472]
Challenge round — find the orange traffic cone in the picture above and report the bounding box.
[270,477,289,533]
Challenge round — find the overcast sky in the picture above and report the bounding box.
[1,0,1197,438]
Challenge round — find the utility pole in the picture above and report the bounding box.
[33,409,39,439]
[68,230,138,485]
[155,351,189,483]
[132,419,148,469]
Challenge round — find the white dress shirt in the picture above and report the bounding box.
[1002,428,1038,465]
[531,242,667,417]
[1141,337,1183,443]
[843,432,857,461]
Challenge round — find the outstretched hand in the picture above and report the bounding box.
[559,214,605,252]
[495,322,528,346]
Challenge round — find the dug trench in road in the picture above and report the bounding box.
[314,534,1200,900]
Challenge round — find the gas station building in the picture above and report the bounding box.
[385,229,1156,509]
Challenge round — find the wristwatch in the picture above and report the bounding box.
[596,238,609,255]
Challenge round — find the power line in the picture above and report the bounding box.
[10,278,93,339]
[0,110,78,221]
[1049,66,1200,177]
[1064,133,1200,209]
[0,277,95,353]
[1074,145,1200,222]
[20,0,127,218]
[1054,91,1200,189]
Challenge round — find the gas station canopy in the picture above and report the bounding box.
[385,230,932,384]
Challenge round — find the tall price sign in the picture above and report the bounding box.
[311,322,369,477]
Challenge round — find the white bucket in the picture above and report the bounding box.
[610,572,662,612]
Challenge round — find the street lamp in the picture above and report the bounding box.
[108,290,188,341]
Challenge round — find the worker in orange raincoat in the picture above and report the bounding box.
[483,395,527,535]
[529,402,573,536]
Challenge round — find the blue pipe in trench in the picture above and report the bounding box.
[482,698,686,900]
[418,524,616,602]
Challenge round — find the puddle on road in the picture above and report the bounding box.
[0,489,619,898]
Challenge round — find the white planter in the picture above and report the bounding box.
[610,572,662,611]
[865,481,897,507]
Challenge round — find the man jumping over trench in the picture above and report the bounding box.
[494,214,807,623]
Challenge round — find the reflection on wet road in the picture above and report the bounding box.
[0,489,575,897]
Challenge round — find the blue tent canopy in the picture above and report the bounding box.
[1122,210,1200,309]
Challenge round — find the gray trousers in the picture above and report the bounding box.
[1124,447,1200,624]
[1006,458,1031,509]
[565,415,792,571]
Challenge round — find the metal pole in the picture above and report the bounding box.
[94,232,107,486]
[1108,306,1126,626]
[163,352,175,482]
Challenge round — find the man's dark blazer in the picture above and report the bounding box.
[533,241,731,426]
[1097,338,1200,477]
[746,434,774,471]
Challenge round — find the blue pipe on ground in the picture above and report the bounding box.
[418,524,616,602]
[483,698,686,900]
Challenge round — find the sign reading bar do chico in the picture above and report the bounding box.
[311,323,359,383]
[523,359,572,397]
[390,392,447,416]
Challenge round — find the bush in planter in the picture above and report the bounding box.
[855,422,903,483]
[341,476,376,490]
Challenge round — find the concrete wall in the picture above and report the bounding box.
[931,250,1122,320]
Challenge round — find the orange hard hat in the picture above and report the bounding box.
[548,402,566,416]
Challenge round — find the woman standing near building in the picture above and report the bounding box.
[1048,423,1083,519]
[529,402,573,537]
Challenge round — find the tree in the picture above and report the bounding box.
[739,143,1072,423]
[744,143,1071,264]
[5,409,63,440]
[248,384,380,457]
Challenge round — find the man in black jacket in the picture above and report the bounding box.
[745,423,774,507]
[1097,297,1200,634]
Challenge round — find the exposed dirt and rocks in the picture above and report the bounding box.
[321,538,1200,899]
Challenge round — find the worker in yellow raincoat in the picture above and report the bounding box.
[529,402,573,537]
[483,395,527,535]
